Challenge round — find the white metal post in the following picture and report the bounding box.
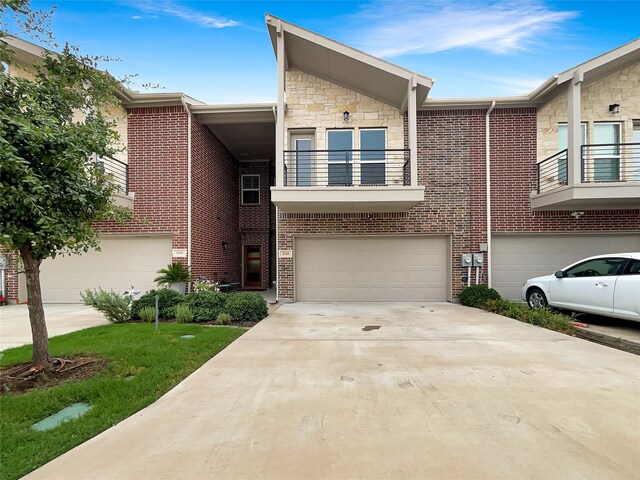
[275,20,285,188]
[408,76,418,186]
[567,70,583,186]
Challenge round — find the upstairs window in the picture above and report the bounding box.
[242,175,260,205]
[360,128,386,185]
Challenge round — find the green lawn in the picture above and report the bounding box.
[0,323,244,480]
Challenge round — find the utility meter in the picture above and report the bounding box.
[472,253,484,267]
[461,254,473,267]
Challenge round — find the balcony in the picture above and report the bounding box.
[271,149,425,213]
[96,156,134,208]
[531,143,640,210]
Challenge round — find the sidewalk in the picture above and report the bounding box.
[0,305,108,351]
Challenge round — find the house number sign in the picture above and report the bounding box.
[279,250,293,258]
[172,249,187,258]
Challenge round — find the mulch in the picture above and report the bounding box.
[0,355,106,394]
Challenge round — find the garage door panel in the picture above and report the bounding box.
[296,236,448,302]
[493,234,640,300]
[40,236,173,303]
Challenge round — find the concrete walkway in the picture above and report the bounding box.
[26,303,640,479]
[0,305,108,351]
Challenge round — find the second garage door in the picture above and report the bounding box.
[492,233,640,300]
[295,236,449,302]
[39,235,173,303]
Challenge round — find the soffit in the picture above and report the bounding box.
[192,104,276,161]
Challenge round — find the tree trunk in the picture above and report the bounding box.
[20,243,52,369]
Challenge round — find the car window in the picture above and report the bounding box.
[622,259,640,275]
[564,258,627,277]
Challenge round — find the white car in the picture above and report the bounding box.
[521,252,640,322]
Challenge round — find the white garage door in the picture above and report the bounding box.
[40,235,173,303]
[493,233,640,299]
[295,236,449,302]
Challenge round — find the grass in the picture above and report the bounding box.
[483,298,575,333]
[0,323,244,480]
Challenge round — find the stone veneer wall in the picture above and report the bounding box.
[284,69,404,150]
[537,61,640,159]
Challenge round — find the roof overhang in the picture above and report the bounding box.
[191,103,276,161]
[530,37,640,103]
[265,14,433,111]
[422,96,535,110]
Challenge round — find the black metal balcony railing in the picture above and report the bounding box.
[581,143,640,183]
[283,149,410,187]
[537,149,568,193]
[96,156,129,195]
[536,143,640,194]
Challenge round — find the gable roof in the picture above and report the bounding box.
[265,14,433,111]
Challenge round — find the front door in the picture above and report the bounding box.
[243,245,262,288]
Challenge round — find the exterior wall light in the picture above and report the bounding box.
[609,103,620,114]
[343,111,350,122]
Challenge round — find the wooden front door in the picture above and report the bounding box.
[243,245,262,288]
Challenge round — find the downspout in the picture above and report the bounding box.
[485,101,496,287]
[181,97,193,272]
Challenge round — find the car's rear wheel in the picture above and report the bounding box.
[527,288,547,309]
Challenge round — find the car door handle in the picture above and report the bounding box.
[595,282,609,287]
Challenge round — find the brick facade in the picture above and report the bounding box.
[94,106,189,254]
[277,106,640,300]
[191,116,240,283]
[277,109,482,300]
[240,162,273,289]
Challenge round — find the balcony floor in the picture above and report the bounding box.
[530,182,640,211]
[271,186,425,213]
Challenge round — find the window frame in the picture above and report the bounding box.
[592,122,622,181]
[326,129,354,164]
[241,174,260,205]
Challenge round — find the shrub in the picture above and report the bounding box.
[131,289,185,319]
[459,284,501,308]
[223,292,268,322]
[139,307,156,323]
[154,262,192,286]
[484,299,574,333]
[185,290,227,322]
[215,313,232,325]
[175,304,194,323]
[81,288,131,323]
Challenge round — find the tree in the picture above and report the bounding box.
[0,1,130,367]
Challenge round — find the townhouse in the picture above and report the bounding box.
[2,15,639,304]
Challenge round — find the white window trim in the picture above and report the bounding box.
[241,174,260,205]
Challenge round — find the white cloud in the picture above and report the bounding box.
[124,1,239,28]
[349,1,578,57]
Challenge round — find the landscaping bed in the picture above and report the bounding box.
[0,323,243,480]
[460,284,575,334]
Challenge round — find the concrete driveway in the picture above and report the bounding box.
[26,302,640,479]
[0,304,108,351]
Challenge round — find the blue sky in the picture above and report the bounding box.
[18,1,640,103]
